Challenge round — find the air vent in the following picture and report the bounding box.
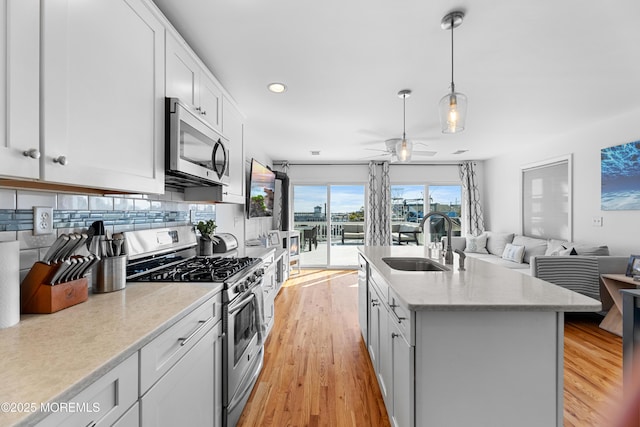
[452,150,468,155]
[310,150,321,156]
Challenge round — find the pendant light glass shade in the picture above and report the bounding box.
[395,138,413,163]
[439,91,467,133]
[396,89,412,163]
[439,11,467,134]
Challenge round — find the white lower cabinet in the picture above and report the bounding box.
[113,402,140,427]
[141,320,222,427]
[36,352,139,427]
[367,267,414,427]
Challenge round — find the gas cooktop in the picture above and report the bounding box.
[128,256,260,283]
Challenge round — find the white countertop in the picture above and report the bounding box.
[359,246,602,312]
[0,281,222,427]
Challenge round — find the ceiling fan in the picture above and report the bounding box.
[364,89,437,162]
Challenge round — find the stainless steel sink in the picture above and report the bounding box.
[382,257,450,272]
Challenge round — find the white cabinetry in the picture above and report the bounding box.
[0,0,40,179]
[41,0,165,194]
[166,33,222,133]
[262,252,277,337]
[220,97,245,204]
[36,353,139,427]
[367,267,414,427]
[141,322,221,427]
[140,292,222,427]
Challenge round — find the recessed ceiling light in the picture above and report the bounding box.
[268,82,287,93]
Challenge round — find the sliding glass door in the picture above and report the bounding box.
[293,184,365,268]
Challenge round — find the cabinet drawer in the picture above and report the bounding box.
[369,267,388,302]
[388,288,414,345]
[37,352,138,427]
[140,293,220,394]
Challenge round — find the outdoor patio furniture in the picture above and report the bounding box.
[341,224,365,244]
[302,226,318,251]
[392,223,421,245]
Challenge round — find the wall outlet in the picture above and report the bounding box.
[592,216,603,227]
[33,206,54,235]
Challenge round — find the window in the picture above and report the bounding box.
[521,155,572,241]
[391,184,462,244]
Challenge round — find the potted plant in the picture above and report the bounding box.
[196,219,218,256]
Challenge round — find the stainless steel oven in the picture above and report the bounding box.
[123,226,265,427]
[223,270,265,426]
[166,97,230,187]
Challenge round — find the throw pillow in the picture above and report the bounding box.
[572,244,610,256]
[511,235,548,263]
[558,247,578,256]
[465,234,488,254]
[502,244,525,263]
[485,232,515,256]
[545,239,568,256]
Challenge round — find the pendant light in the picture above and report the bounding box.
[439,11,467,134]
[396,89,413,163]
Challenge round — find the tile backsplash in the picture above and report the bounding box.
[0,188,216,278]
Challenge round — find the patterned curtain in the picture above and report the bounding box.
[366,161,392,246]
[459,161,485,236]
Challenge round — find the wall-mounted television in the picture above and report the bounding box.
[247,158,276,218]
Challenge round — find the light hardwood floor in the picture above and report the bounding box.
[238,270,623,427]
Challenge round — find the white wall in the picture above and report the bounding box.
[484,108,640,256]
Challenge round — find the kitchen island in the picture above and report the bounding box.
[358,246,601,427]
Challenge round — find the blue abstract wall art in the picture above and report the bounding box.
[601,140,640,210]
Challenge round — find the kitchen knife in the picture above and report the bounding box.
[67,257,85,281]
[65,233,88,259]
[48,259,72,285]
[42,235,68,264]
[52,234,72,264]
[75,255,98,280]
[54,233,78,263]
[58,258,79,283]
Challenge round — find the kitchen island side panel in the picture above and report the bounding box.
[415,310,562,427]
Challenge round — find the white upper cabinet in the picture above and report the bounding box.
[166,34,222,133]
[221,96,245,203]
[0,0,40,179]
[41,0,165,194]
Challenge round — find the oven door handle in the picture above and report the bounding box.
[228,293,256,315]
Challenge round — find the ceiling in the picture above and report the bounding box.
[152,0,640,164]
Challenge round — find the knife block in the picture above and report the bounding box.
[20,262,88,314]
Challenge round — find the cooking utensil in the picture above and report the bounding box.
[58,258,79,283]
[56,233,80,262]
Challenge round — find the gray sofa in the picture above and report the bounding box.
[444,232,628,308]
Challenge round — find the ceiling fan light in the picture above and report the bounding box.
[395,139,413,162]
[439,91,467,134]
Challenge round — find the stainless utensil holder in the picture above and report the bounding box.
[93,255,127,293]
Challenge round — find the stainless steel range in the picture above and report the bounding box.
[124,226,265,427]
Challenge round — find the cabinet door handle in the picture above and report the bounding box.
[195,106,202,111]
[22,148,40,159]
[202,110,207,116]
[391,333,399,339]
[397,317,406,323]
[371,298,379,307]
[178,317,214,347]
[53,155,68,166]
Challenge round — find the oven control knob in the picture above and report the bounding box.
[255,268,264,277]
[237,283,245,293]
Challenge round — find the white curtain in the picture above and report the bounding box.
[366,161,391,246]
[459,161,485,236]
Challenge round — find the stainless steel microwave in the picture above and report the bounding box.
[166,98,229,187]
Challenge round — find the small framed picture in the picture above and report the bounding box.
[268,230,281,247]
[625,255,640,277]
